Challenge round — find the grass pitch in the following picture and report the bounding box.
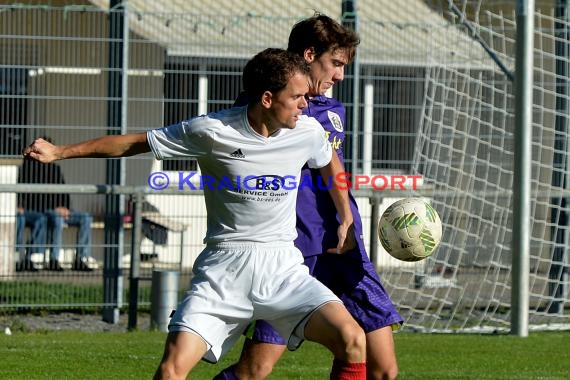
[0,330,569,379]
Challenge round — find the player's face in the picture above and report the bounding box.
[305,48,349,96]
[266,72,309,133]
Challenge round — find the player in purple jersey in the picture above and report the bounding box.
[216,14,402,380]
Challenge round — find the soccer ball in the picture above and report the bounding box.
[377,198,442,262]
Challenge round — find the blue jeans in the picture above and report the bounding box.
[45,210,92,261]
[15,211,47,259]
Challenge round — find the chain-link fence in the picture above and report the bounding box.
[1,1,569,332]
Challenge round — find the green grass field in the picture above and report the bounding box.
[1,330,568,379]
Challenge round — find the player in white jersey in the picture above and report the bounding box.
[23,48,367,379]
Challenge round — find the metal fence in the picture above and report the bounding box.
[1,2,570,332]
[0,3,441,326]
[0,183,403,330]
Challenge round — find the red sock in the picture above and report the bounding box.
[330,359,366,380]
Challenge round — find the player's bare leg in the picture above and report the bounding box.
[214,303,365,380]
[365,326,398,380]
[304,302,367,379]
[153,331,208,380]
[231,339,286,379]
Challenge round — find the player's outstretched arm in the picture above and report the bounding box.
[23,133,150,163]
[319,150,356,254]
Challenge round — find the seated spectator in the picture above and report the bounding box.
[16,138,95,271]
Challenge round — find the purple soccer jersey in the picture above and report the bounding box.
[294,95,366,258]
[249,96,402,345]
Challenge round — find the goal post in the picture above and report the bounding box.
[511,0,534,337]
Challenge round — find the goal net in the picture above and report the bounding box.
[379,0,570,332]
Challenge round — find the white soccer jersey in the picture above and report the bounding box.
[147,106,332,244]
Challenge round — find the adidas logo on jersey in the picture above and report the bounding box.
[230,148,245,158]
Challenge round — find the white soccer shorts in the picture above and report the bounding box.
[168,242,341,363]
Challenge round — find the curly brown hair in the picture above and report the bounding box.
[287,13,360,63]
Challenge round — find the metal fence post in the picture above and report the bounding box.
[127,191,143,330]
[102,0,126,325]
[369,194,380,267]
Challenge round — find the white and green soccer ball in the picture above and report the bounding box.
[378,198,442,262]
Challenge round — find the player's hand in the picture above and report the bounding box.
[22,138,60,163]
[326,222,357,254]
